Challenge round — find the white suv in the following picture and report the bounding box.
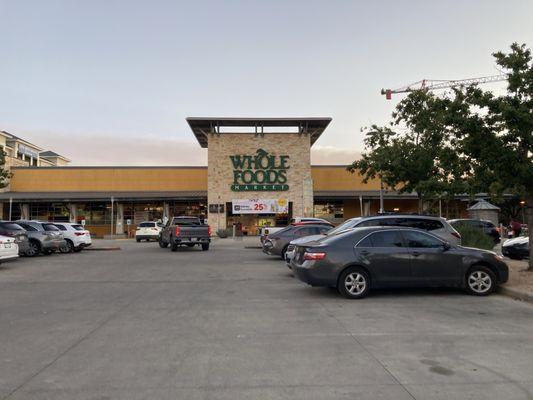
[54,222,92,252]
[135,221,164,242]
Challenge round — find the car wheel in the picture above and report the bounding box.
[136,238,141,243]
[25,240,41,257]
[60,240,74,253]
[466,266,496,296]
[337,267,370,299]
[201,243,210,251]
[159,238,169,248]
[170,242,178,252]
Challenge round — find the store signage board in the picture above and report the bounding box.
[230,149,289,192]
[232,199,289,214]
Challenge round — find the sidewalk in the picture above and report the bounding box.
[500,258,533,302]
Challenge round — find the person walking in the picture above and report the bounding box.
[511,219,522,237]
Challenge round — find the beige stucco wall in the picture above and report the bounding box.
[207,132,313,229]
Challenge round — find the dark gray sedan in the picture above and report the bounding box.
[262,223,333,259]
[291,226,509,299]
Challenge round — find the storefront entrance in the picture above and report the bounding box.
[225,201,292,235]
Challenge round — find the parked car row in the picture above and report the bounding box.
[0,220,91,265]
[261,215,509,299]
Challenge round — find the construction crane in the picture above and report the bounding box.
[381,74,508,100]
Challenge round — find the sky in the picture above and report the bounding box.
[1,0,532,165]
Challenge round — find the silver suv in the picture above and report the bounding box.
[329,215,461,245]
[15,220,65,256]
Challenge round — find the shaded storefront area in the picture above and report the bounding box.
[3,196,207,238]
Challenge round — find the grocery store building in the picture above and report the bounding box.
[0,118,469,237]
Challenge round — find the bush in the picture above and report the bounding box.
[216,228,232,238]
[453,223,495,250]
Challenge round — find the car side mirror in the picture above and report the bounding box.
[442,241,451,251]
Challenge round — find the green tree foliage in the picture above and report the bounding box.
[0,149,10,188]
[349,42,533,267]
[447,43,533,267]
[348,90,465,211]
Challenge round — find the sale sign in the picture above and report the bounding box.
[232,199,289,214]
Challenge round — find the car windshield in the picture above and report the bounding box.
[19,223,38,231]
[139,222,156,227]
[72,225,85,231]
[0,222,25,231]
[327,218,362,235]
[172,218,201,226]
[43,223,60,231]
[54,224,67,231]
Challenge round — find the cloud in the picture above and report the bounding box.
[5,129,360,166]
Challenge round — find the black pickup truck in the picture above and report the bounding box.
[159,216,211,251]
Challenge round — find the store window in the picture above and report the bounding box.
[3,202,22,220]
[169,201,207,220]
[76,202,112,225]
[313,201,344,222]
[29,203,70,222]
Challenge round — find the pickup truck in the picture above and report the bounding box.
[159,216,211,251]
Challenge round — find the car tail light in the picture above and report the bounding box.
[175,226,181,236]
[74,232,85,236]
[208,225,212,236]
[451,231,461,240]
[303,252,326,261]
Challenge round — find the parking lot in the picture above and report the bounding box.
[1,238,533,400]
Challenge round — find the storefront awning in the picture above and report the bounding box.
[0,191,207,202]
[187,117,332,148]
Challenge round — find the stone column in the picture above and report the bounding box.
[163,202,170,224]
[115,203,124,235]
[68,203,77,223]
[21,204,30,220]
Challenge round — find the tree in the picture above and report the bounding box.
[348,90,465,212]
[447,43,533,268]
[0,149,10,189]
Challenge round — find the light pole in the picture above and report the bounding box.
[110,196,114,238]
[379,179,385,214]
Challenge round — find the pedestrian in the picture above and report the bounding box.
[510,219,522,237]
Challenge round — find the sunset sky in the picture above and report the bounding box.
[2,0,531,165]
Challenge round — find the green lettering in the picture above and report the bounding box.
[230,156,246,169]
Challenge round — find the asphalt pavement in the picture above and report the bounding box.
[1,238,533,400]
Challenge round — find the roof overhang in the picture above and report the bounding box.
[0,191,207,202]
[187,117,332,148]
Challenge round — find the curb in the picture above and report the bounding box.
[499,286,533,304]
[84,247,121,251]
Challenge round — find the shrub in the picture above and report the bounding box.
[453,223,495,250]
[216,228,232,238]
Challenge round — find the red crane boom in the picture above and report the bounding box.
[381,74,508,100]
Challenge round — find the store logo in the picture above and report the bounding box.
[230,149,289,191]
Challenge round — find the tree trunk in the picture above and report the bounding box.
[527,194,533,270]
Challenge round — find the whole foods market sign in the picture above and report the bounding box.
[230,149,289,191]
[232,199,289,214]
